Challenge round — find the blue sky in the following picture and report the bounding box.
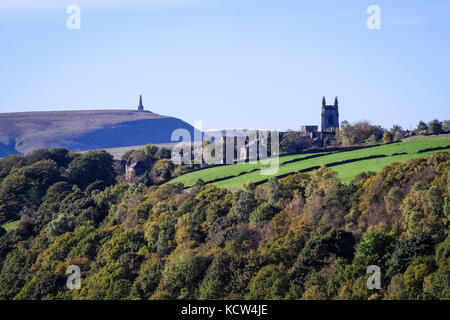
[0,0,449,131]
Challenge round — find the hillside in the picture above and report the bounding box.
[0,145,449,300]
[169,136,450,188]
[0,109,200,157]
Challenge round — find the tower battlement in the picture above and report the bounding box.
[321,96,339,132]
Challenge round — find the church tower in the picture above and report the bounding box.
[321,96,339,132]
[138,94,144,111]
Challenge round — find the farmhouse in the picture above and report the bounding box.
[125,160,153,181]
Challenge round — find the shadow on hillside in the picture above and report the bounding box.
[68,118,203,151]
[0,140,20,158]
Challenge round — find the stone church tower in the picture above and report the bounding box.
[321,96,339,132]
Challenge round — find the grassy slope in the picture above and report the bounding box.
[169,152,329,188]
[334,148,450,183]
[170,137,450,188]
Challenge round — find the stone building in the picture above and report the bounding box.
[125,160,153,181]
[321,96,339,133]
[300,96,340,140]
[300,125,320,139]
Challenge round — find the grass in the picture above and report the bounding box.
[1,220,19,233]
[334,148,450,184]
[169,151,329,188]
[169,136,450,189]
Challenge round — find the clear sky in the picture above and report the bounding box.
[0,0,449,131]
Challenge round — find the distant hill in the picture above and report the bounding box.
[0,109,201,157]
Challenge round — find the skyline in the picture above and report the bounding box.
[0,0,449,131]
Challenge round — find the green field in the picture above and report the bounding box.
[1,220,19,233]
[169,151,329,188]
[169,136,450,189]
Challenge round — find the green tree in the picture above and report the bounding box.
[67,150,115,189]
[403,256,436,299]
[0,159,60,223]
[280,131,312,154]
[428,119,443,134]
[233,184,257,223]
[157,250,210,299]
[389,232,435,274]
[291,231,355,288]
[155,148,172,160]
[249,202,279,226]
[416,121,428,133]
[0,248,35,299]
[353,231,395,268]
[35,181,73,231]
[199,252,232,299]
[267,177,280,205]
[430,265,450,299]
[382,131,392,144]
[442,120,450,132]
[435,235,450,267]
[76,261,133,300]
[336,121,384,146]
[130,259,165,300]
[247,264,289,300]
[143,144,159,158]
[152,159,175,182]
